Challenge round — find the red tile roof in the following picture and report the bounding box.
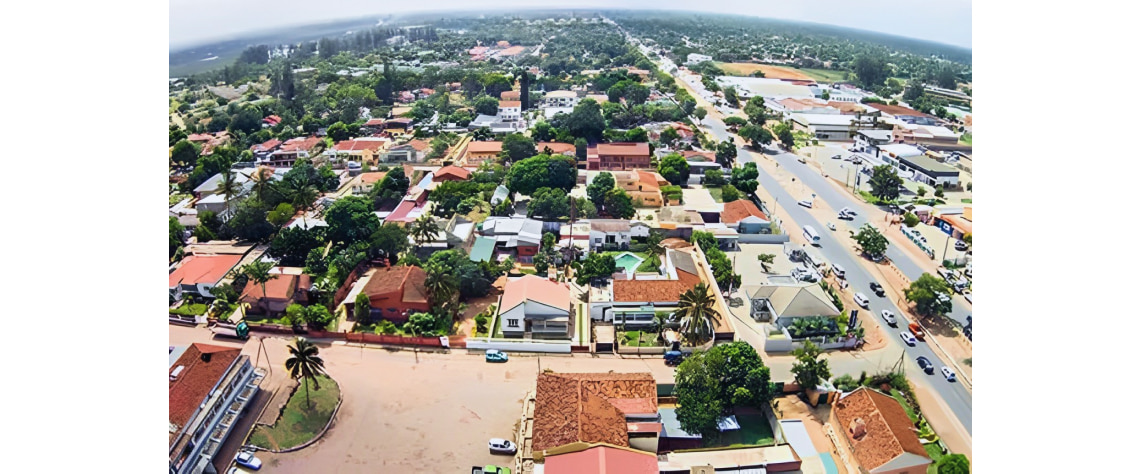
[682,151,716,162]
[385,200,418,223]
[597,142,650,157]
[501,91,521,100]
[501,275,570,314]
[238,271,301,302]
[537,142,577,155]
[833,387,931,472]
[251,138,281,152]
[359,171,388,185]
[362,265,428,305]
[434,165,472,182]
[499,100,522,108]
[262,115,282,125]
[169,343,242,439]
[533,372,658,451]
[613,268,701,303]
[405,139,431,151]
[635,171,661,191]
[169,254,243,288]
[867,103,932,118]
[364,118,386,126]
[466,141,503,154]
[543,444,659,474]
[721,199,769,224]
[333,139,386,152]
[278,136,321,153]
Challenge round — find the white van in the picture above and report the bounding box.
[802,226,821,246]
[832,264,846,279]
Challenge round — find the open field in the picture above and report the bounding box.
[715,62,816,81]
[798,68,850,83]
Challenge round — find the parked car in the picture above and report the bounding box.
[797,199,813,208]
[827,222,836,231]
[234,452,262,471]
[916,356,934,374]
[870,282,886,297]
[954,240,968,251]
[485,349,508,363]
[880,310,897,326]
[831,154,842,159]
[899,331,917,346]
[664,350,687,366]
[489,438,517,455]
[472,465,512,474]
[853,292,870,308]
[941,366,957,382]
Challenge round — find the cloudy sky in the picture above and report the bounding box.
[170,0,971,51]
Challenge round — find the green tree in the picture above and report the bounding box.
[723,86,740,107]
[675,341,773,439]
[703,169,726,186]
[720,184,742,202]
[715,140,738,167]
[869,165,904,202]
[424,261,459,307]
[936,454,970,474]
[757,253,775,272]
[527,187,571,220]
[267,226,324,266]
[902,212,920,228]
[532,121,555,141]
[659,127,681,147]
[533,251,550,276]
[170,139,200,167]
[575,253,617,285]
[370,223,410,265]
[326,196,380,245]
[472,94,499,116]
[905,273,953,318]
[409,214,440,249]
[738,123,774,148]
[372,167,410,208]
[854,54,890,88]
[934,185,945,198]
[326,122,351,142]
[223,199,275,241]
[169,217,185,260]
[266,203,296,227]
[562,99,606,141]
[657,153,691,186]
[673,282,723,344]
[693,107,707,122]
[916,186,927,198]
[730,162,759,194]
[213,169,244,215]
[791,340,831,391]
[625,127,649,143]
[722,116,747,128]
[501,133,537,163]
[505,154,577,195]
[603,187,636,219]
[852,224,889,261]
[285,337,327,408]
[587,172,616,210]
[354,292,372,323]
[645,230,666,261]
[574,137,588,160]
[743,96,770,125]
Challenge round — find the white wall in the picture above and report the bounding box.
[466,338,572,353]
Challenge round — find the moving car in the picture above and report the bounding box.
[797,199,813,208]
[485,349,508,363]
[234,452,262,471]
[916,356,934,374]
[870,282,886,297]
[880,310,897,326]
[827,222,836,231]
[941,366,957,382]
[489,438,518,455]
[899,331,918,346]
[853,292,870,308]
[908,322,926,341]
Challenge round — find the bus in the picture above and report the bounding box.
[802,225,821,246]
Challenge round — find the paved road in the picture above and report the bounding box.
[698,118,973,434]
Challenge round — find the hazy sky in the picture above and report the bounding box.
[170,0,971,51]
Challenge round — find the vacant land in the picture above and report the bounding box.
[798,68,850,83]
[715,62,816,81]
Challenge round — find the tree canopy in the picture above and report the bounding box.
[905,273,953,318]
[500,133,537,163]
[505,154,578,196]
[791,340,831,391]
[325,196,380,245]
[675,342,774,439]
[851,224,888,261]
[657,153,691,186]
[869,164,903,202]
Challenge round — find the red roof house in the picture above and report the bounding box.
[361,266,430,321]
[238,268,311,315]
[532,372,658,451]
[433,165,472,182]
[168,254,243,296]
[168,343,242,441]
[541,443,658,474]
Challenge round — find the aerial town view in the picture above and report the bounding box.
[167,6,976,474]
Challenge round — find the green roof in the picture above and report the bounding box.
[470,236,496,263]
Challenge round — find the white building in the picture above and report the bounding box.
[544,90,579,108]
[685,53,713,65]
[789,113,871,141]
[497,100,522,121]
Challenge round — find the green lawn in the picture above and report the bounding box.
[960,198,972,204]
[170,303,208,316]
[621,330,662,347]
[707,413,776,448]
[958,133,972,146]
[707,186,724,202]
[169,193,191,206]
[799,68,850,83]
[249,375,340,451]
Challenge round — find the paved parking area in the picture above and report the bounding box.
[680,186,718,210]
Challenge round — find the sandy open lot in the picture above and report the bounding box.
[716,63,816,81]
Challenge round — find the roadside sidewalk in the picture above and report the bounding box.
[913,381,972,462]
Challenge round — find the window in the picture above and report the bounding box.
[507,319,519,328]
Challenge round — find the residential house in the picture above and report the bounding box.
[873,143,926,170]
[362,118,388,134]
[532,372,659,452]
[720,199,771,234]
[589,142,651,171]
[501,90,521,101]
[384,185,430,225]
[264,136,322,167]
[381,139,431,163]
[831,387,933,474]
[168,254,244,299]
[469,235,497,263]
[658,445,803,473]
[329,138,390,165]
[498,100,522,121]
[169,343,261,474]
[748,283,840,325]
[352,171,387,195]
[498,275,573,339]
[385,118,414,136]
[854,129,894,153]
[865,103,933,122]
[538,443,658,474]
[249,138,282,159]
[433,165,472,182]
[893,123,959,146]
[604,248,703,328]
[360,265,430,322]
[537,141,577,157]
[611,171,667,207]
[589,220,636,250]
[545,90,580,108]
[462,140,503,167]
[481,217,543,261]
[238,267,311,316]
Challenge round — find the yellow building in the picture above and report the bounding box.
[612,170,668,207]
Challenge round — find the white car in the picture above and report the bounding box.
[880,310,897,326]
[900,331,917,346]
[853,292,870,308]
[941,366,957,382]
[489,438,518,455]
[797,199,813,208]
[234,452,262,470]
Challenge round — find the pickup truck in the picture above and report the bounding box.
[472,466,511,474]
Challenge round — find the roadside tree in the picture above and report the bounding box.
[851,224,888,261]
[905,273,953,318]
[791,340,831,391]
[868,165,903,202]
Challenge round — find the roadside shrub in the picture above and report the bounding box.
[475,313,489,334]
[832,374,860,392]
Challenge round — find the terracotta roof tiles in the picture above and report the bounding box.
[169,343,242,440]
[721,200,769,224]
[833,387,931,471]
[533,372,658,451]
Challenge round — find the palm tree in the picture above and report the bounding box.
[757,253,775,273]
[282,174,319,213]
[672,282,723,345]
[424,262,458,307]
[284,337,326,408]
[410,214,440,249]
[241,261,276,309]
[214,169,244,215]
[242,166,275,202]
